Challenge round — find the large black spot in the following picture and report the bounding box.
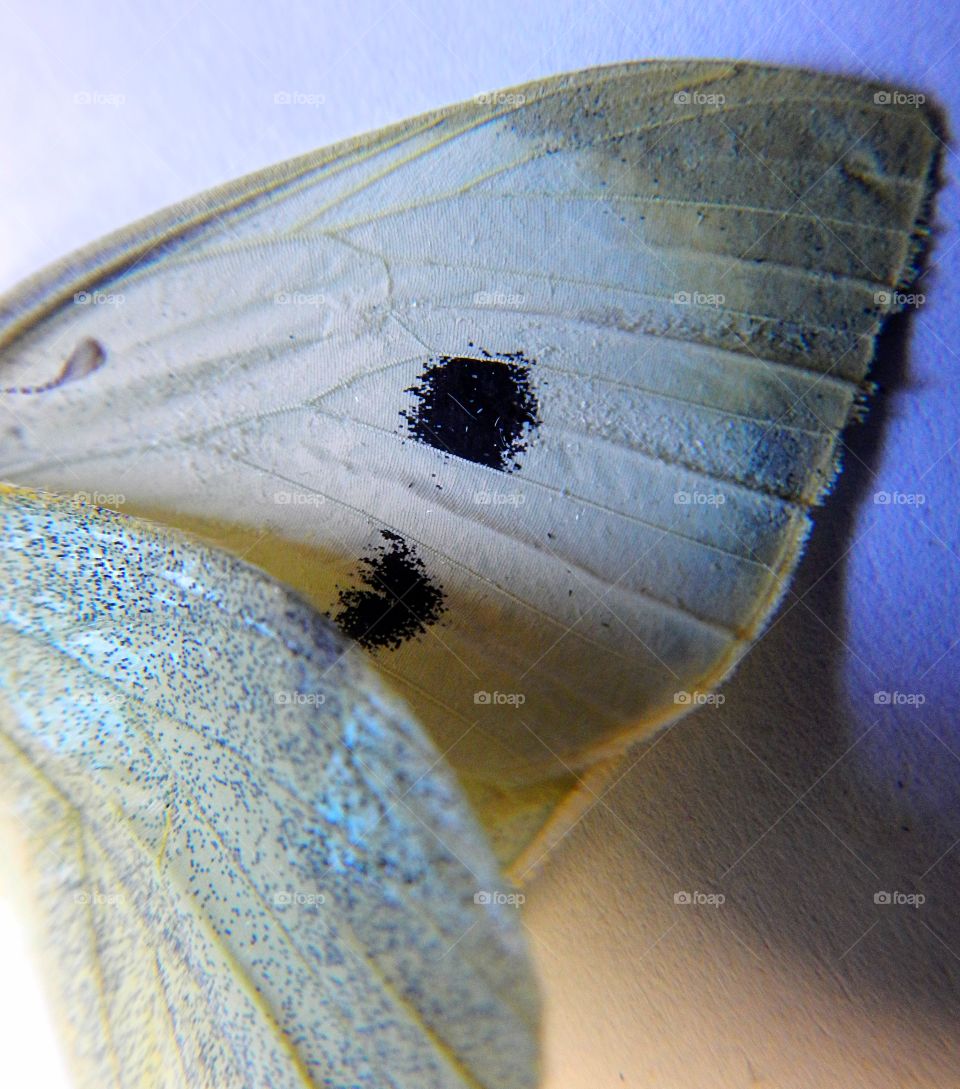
[331,531,445,651]
[400,348,539,471]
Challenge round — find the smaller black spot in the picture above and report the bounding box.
[331,531,445,651]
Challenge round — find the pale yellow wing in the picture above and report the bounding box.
[0,485,538,1088]
[0,61,940,871]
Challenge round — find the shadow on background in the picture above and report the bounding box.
[528,131,960,1077]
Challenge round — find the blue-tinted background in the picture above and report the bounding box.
[0,3,957,1086]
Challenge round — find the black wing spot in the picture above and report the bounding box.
[331,531,445,651]
[400,347,539,472]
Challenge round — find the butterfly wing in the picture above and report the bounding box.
[0,486,538,1088]
[0,61,940,869]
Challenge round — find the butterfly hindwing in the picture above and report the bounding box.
[0,486,538,1089]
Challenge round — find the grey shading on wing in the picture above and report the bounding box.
[0,62,940,806]
[0,487,539,1089]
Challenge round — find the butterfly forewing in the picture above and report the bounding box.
[0,61,940,856]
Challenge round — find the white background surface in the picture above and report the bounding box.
[0,2,957,1087]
